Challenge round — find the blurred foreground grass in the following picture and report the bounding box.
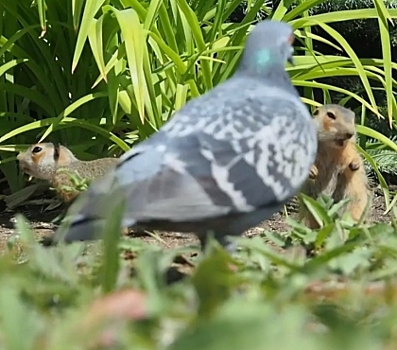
[0,197,397,349]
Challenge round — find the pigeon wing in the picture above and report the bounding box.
[112,98,315,223]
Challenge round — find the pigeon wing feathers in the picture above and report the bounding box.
[110,97,314,223]
[115,146,232,222]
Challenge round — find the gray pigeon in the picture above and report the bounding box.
[53,19,318,249]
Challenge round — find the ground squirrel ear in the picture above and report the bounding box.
[326,111,336,120]
[313,108,320,116]
[52,142,60,162]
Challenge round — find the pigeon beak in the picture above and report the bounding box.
[287,56,295,66]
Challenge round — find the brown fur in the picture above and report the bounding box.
[299,104,371,229]
[17,143,119,202]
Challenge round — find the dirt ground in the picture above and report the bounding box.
[0,187,392,254]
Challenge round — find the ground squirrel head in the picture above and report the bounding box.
[312,104,356,149]
[17,142,78,180]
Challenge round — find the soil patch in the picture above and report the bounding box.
[0,189,391,254]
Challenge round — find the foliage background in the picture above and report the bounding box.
[0,0,395,201]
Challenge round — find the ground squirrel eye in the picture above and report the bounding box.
[326,112,336,120]
[32,146,42,154]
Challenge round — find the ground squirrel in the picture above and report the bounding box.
[17,142,119,203]
[299,104,371,229]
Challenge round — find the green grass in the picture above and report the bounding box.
[2,197,397,349]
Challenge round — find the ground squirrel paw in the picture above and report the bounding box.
[309,165,318,179]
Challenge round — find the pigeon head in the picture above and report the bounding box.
[238,20,295,77]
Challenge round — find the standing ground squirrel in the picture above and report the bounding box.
[299,104,371,229]
[17,142,119,203]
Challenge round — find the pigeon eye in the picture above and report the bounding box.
[32,146,42,154]
[326,112,336,120]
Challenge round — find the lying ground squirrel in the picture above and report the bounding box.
[299,104,371,229]
[17,142,119,203]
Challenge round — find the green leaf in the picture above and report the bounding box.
[113,8,149,124]
[374,0,396,126]
[306,20,379,118]
[87,16,107,82]
[299,193,332,228]
[36,0,47,37]
[100,198,125,293]
[0,115,129,151]
[72,0,106,73]
[191,242,240,318]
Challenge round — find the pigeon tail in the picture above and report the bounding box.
[54,213,137,243]
[53,215,105,243]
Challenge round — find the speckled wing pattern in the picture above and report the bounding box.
[111,77,317,224]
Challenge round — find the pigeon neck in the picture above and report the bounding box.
[236,64,296,92]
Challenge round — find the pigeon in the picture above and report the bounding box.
[53,19,318,250]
